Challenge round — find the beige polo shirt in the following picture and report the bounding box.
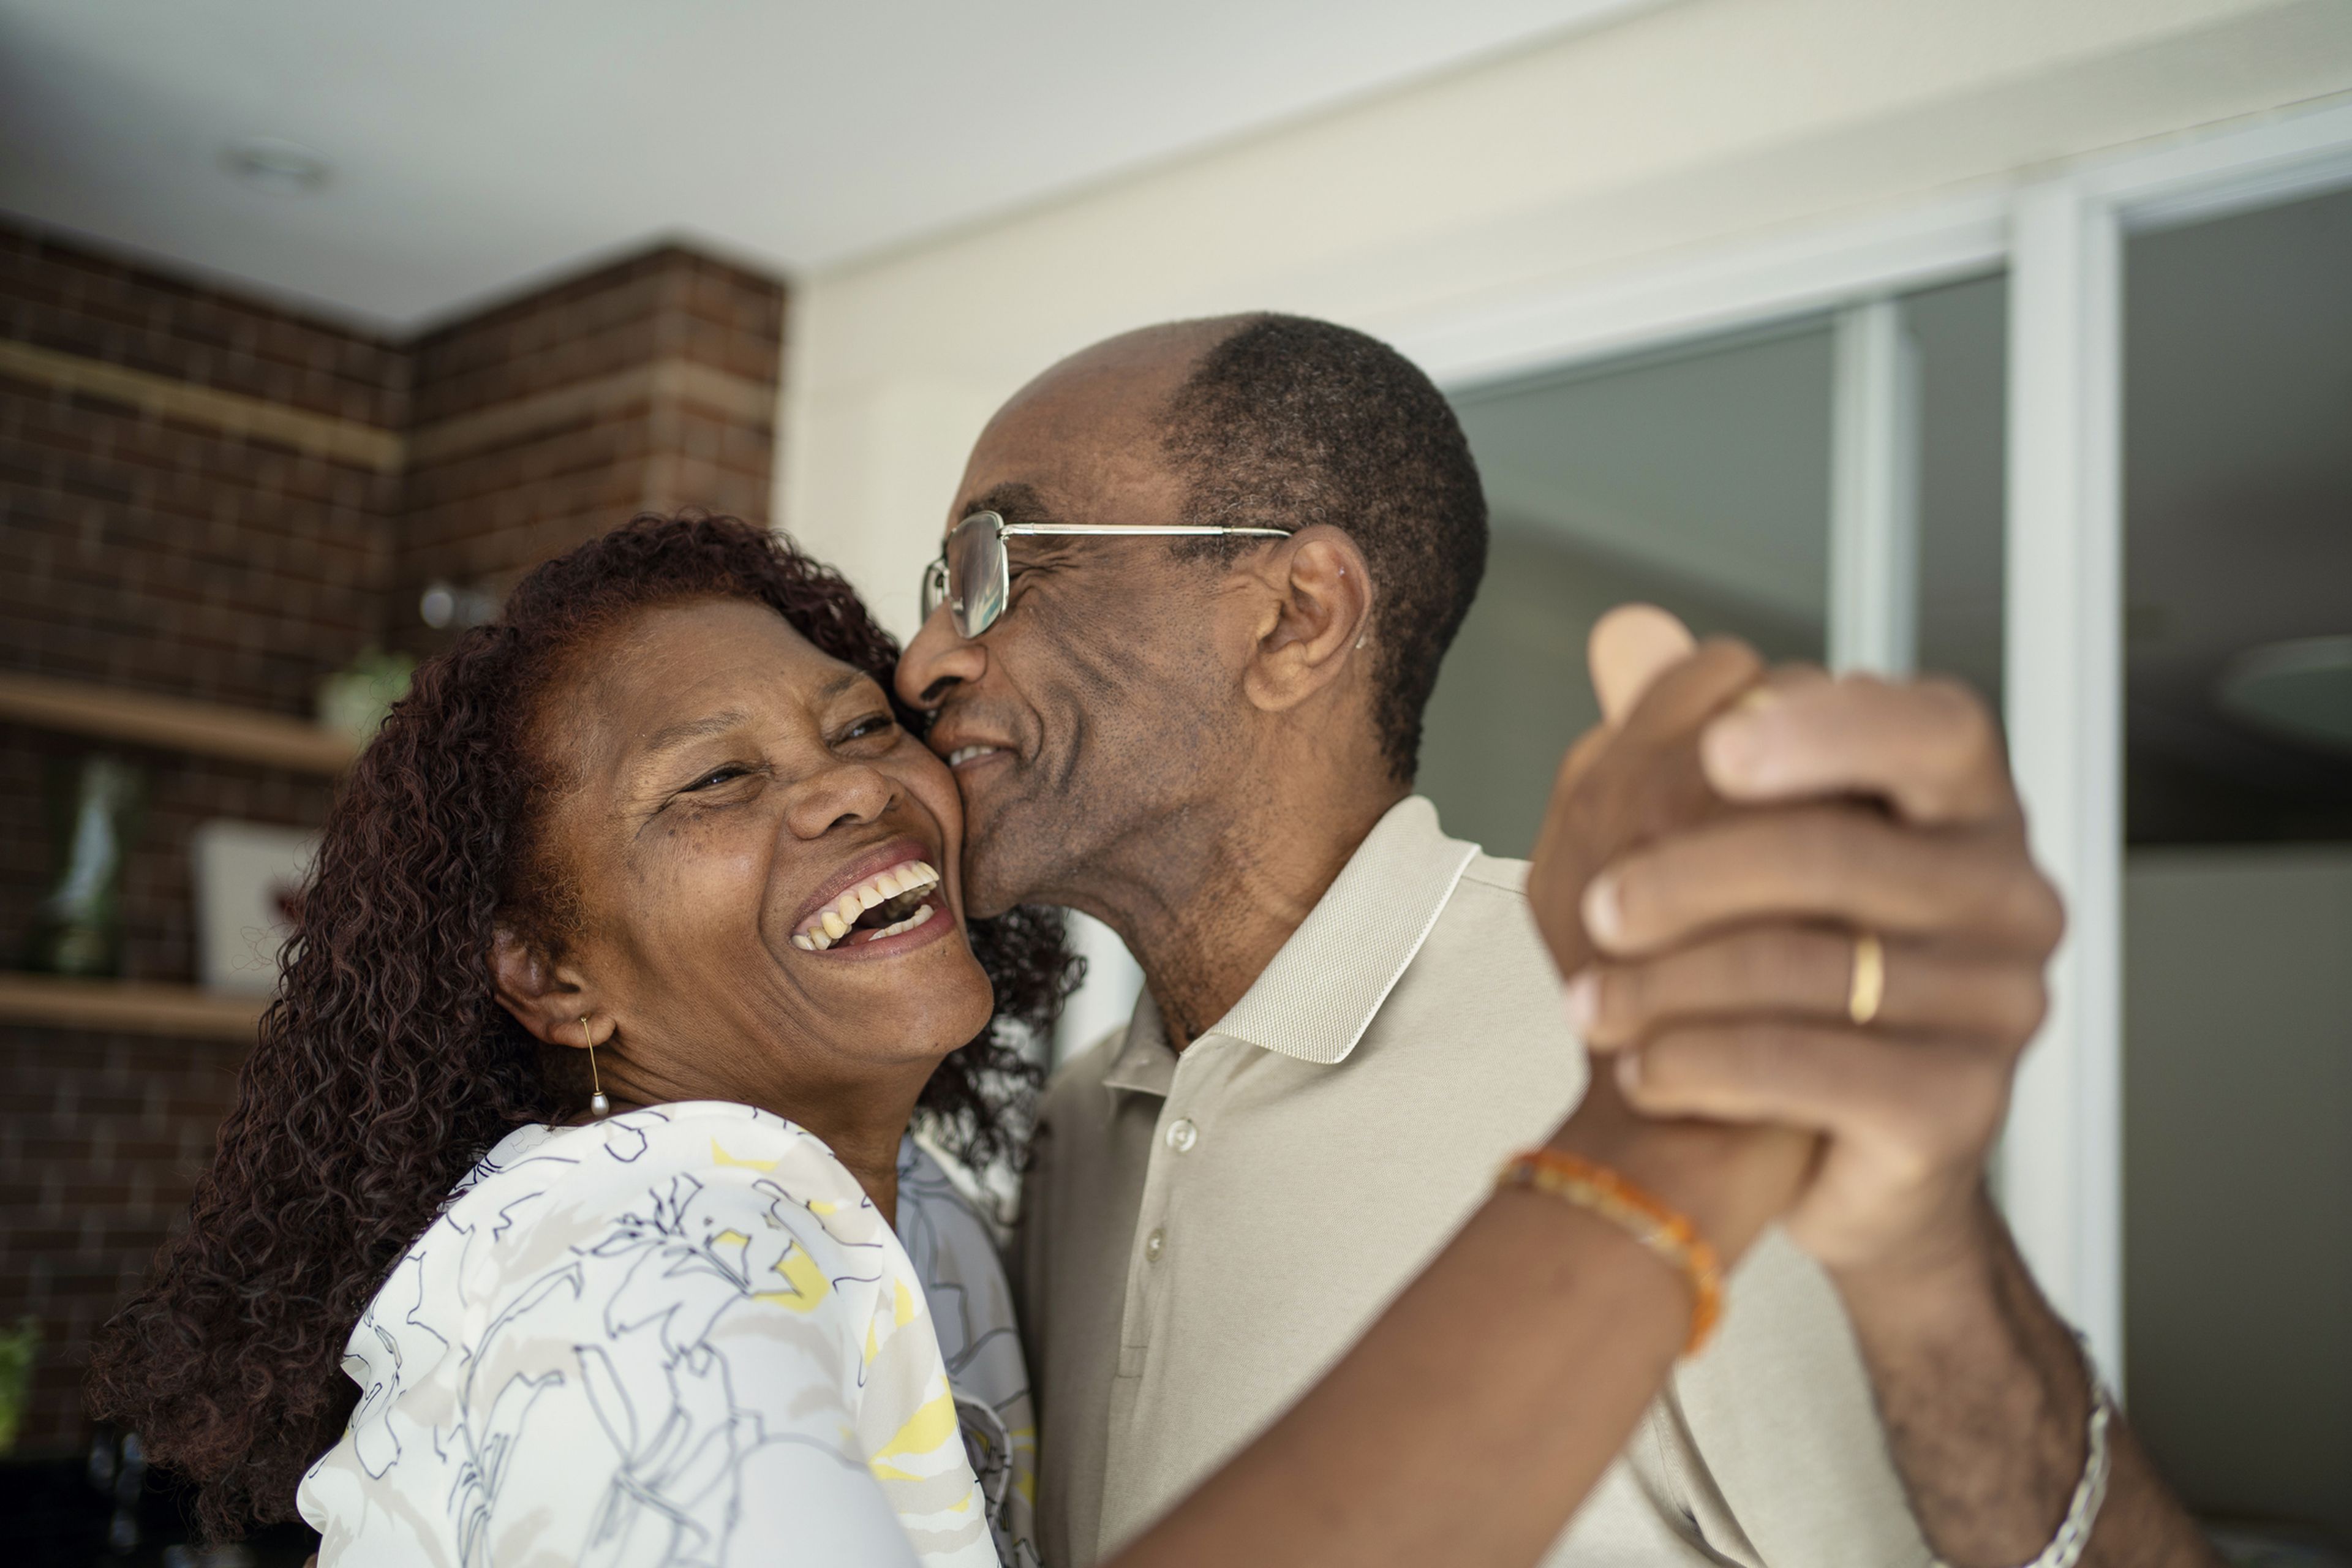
[1017,796,1931,1568]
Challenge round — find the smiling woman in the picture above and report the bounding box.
[86,514,1077,1561]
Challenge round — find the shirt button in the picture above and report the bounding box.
[1164,1118,1199,1153]
[1144,1227,1166,1263]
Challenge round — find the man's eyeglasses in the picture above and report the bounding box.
[921,509,1291,639]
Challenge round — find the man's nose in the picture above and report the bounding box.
[895,601,987,711]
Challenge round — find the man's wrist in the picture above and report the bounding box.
[1831,1189,2099,1566]
[1825,1184,2006,1327]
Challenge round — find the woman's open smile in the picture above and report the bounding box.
[790,839,951,954]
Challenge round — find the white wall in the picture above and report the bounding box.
[778,0,2352,635]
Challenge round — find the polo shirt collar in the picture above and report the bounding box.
[1101,988,1178,1096]
[1208,795,1476,1068]
[1096,796,1477,1087]
[1213,799,1468,1067]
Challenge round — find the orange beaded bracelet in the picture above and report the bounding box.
[1497,1148,1725,1356]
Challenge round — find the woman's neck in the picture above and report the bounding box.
[816,1121,907,1229]
[584,1043,929,1228]
[755,1071,924,1229]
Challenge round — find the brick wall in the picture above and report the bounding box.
[0,222,785,1454]
[399,246,783,644]
[0,228,402,1454]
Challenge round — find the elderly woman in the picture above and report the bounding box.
[94,514,1796,1567]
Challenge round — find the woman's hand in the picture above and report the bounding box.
[1544,1046,1816,1277]
[1524,608,1814,1266]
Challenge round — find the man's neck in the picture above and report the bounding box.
[1080,783,1408,1049]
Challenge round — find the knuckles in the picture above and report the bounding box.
[1987,970,2050,1047]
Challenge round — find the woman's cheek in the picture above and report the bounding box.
[898,753,965,868]
[645,820,770,947]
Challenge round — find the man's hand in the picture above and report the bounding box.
[1530,606,2217,1568]
[1523,604,2060,1275]
[1575,669,2063,1275]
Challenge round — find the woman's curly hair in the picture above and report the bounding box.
[89,513,1080,1540]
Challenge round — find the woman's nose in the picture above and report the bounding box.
[895,601,986,710]
[784,761,897,839]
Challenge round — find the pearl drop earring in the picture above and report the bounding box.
[581,1015,610,1118]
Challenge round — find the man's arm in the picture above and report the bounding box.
[1838,1195,2214,1567]
[1532,617,2220,1567]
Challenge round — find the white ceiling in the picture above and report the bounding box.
[0,0,1649,331]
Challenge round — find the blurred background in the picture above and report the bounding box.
[1,1,2348,1562]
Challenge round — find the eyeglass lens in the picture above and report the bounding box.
[946,513,1008,639]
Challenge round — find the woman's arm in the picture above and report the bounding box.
[1109,1078,1814,1568]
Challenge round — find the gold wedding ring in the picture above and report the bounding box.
[1848,932,1886,1027]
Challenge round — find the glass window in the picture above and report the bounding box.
[2120,183,2352,1547]
[1423,280,2010,860]
[1423,320,1834,857]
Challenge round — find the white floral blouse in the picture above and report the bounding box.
[297,1102,1038,1567]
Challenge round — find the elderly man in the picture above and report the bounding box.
[895,314,2214,1567]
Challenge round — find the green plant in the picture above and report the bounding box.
[0,1316,39,1453]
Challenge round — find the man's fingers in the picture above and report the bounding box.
[1589,605,1697,726]
[1617,1023,2013,1164]
[1569,927,2048,1052]
[1585,805,2065,958]
[1701,674,2013,826]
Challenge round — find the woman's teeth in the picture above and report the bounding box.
[946,745,1004,767]
[869,903,937,941]
[791,860,941,951]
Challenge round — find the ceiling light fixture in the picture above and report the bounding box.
[221,138,333,198]
[2215,634,2352,755]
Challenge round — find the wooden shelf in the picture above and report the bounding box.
[0,973,264,1040]
[0,671,355,775]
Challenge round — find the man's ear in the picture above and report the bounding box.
[491,924,597,1051]
[1241,525,1374,714]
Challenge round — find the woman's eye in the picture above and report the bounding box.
[682,765,749,793]
[839,714,897,744]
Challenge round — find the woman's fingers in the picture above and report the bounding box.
[1582,804,2065,960]
[1528,633,1763,978]
[1588,605,1697,725]
[1566,926,2048,1052]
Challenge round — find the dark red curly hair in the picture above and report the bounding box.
[89,513,1079,1540]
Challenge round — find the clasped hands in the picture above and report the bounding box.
[1529,607,2064,1291]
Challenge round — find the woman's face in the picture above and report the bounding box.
[493,596,995,1125]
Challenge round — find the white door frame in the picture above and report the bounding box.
[1395,95,2352,1391]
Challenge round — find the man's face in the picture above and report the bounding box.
[894,333,1245,919]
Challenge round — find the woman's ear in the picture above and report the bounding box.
[491,925,595,1049]
[1242,525,1374,713]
